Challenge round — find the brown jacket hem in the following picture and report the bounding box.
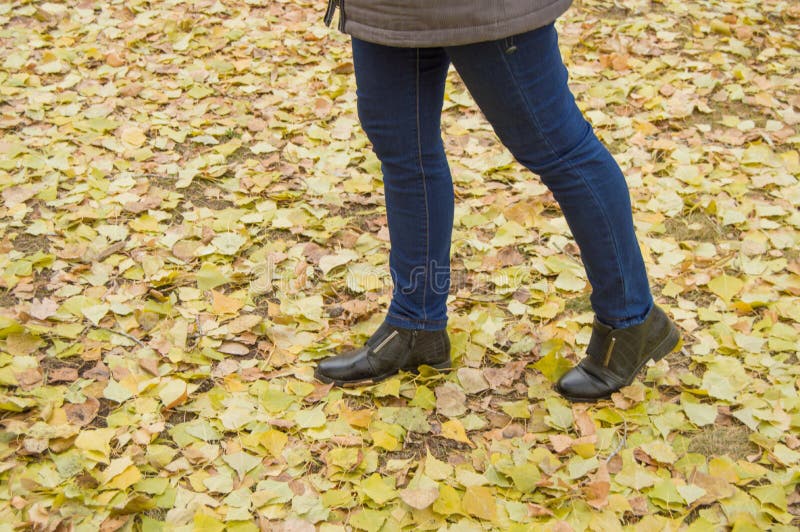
[341,0,572,48]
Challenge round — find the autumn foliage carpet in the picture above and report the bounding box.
[0,0,799,530]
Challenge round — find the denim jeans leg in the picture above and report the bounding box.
[351,38,453,331]
[446,24,653,327]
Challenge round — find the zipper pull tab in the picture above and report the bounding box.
[337,0,346,32]
[323,0,338,27]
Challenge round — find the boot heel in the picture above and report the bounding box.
[652,324,681,362]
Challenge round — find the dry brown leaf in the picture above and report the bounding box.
[65,397,100,427]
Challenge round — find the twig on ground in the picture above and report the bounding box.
[90,324,146,348]
[604,419,628,463]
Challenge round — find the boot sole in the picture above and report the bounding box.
[314,360,452,388]
[559,322,682,403]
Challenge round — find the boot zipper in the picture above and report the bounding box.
[323,0,346,31]
[373,330,399,353]
[603,337,617,368]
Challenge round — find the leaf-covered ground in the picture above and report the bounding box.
[1,0,799,530]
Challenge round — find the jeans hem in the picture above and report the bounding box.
[596,300,653,329]
[385,312,448,331]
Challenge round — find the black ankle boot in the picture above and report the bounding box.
[314,322,451,386]
[556,305,680,402]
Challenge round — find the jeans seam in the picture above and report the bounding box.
[415,48,430,322]
[496,38,630,320]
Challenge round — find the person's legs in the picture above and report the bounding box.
[446,24,679,401]
[352,38,453,331]
[314,39,454,386]
[446,24,653,327]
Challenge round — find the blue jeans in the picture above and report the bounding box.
[352,23,653,331]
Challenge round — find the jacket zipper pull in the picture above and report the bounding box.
[323,0,338,27]
[337,0,346,31]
